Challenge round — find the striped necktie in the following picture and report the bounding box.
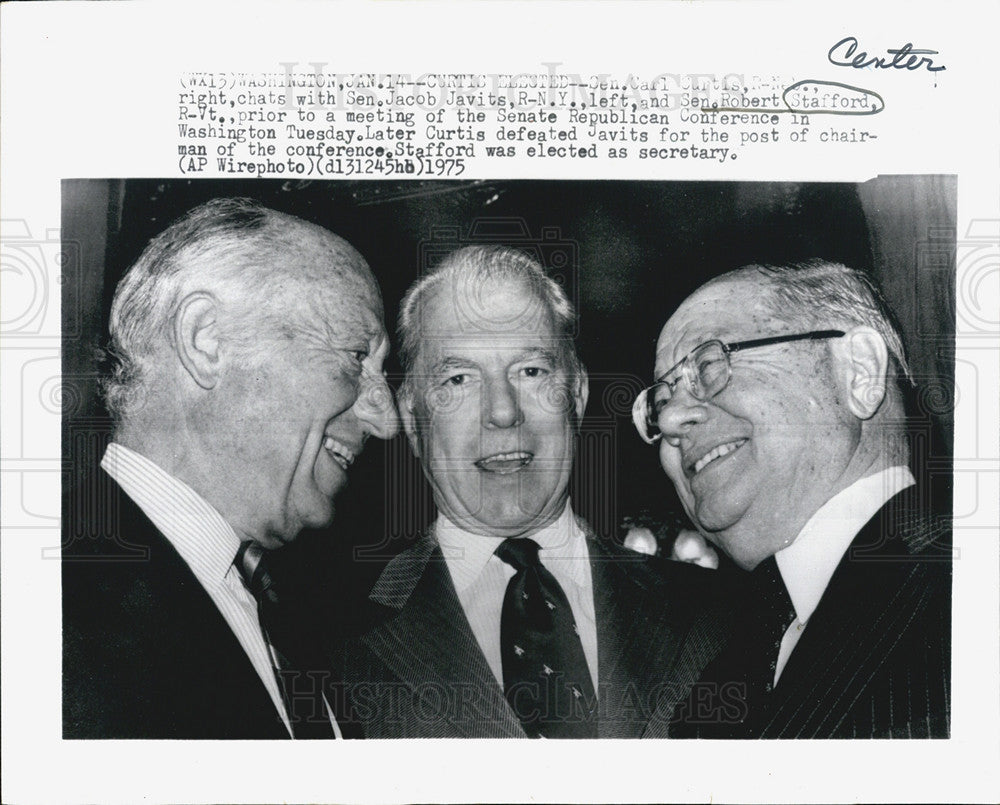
[235,540,333,738]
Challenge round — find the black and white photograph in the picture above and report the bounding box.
[2,3,998,804]
[61,177,954,740]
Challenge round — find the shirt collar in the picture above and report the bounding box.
[775,466,915,625]
[435,501,588,592]
[101,442,243,586]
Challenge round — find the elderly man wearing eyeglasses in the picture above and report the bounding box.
[636,261,951,739]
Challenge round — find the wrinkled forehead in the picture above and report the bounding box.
[654,277,772,377]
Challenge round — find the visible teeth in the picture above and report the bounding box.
[484,452,530,462]
[323,436,355,471]
[693,440,745,475]
[475,452,533,475]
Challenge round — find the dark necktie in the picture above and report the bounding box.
[669,557,797,739]
[746,556,798,699]
[235,540,333,738]
[496,538,597,738]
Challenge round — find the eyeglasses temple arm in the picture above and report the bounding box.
[725,329,846,354]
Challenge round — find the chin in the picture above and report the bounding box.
[692,485,753,529]
[297,497,337,532]
[468,506,548,538]
[692,509,732,536]
[315,504,337,528]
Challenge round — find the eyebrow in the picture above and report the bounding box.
[428,356,480,376]
[427,347,560,377]
[514,347,560,365]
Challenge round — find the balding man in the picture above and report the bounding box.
[634,261,951,738]
[62,198,398,738]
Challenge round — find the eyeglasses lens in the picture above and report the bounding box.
[692,342,730,399]
[636,342,733,443]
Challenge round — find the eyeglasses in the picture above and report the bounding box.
[631,330,846,444]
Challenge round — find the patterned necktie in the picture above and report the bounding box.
[235,541,332,738]
[496,538,597,738]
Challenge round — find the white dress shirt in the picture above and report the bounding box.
[436,501,600,693]
[772,465,916,684]
[101,443,295,736]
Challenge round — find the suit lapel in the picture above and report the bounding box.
[64,472,288,738]
[361,526,716,738]
[759,492,948,738]
[124,490,293,737]
[365,534,524,738]
[588,534,684,738]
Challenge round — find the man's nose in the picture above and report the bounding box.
[482,375,523,429]
[353,372,400,440]
[658,387,708,446]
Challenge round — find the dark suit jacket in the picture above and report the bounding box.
[62,468,290,738]
[333,521,730,738]
[658,488,951,739]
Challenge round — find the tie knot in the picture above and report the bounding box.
[495,537,542,571]
[235,540,273,600]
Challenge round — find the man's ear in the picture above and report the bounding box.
[398,386,422,458]
[835,326,890,420]
[174,292,222,390]
[573,367,590,424]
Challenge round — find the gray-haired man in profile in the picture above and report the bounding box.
[63,197,399,738]
[634,261,951,738]
[336,245,728,738]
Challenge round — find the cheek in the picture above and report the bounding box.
[534,377,576,420]
[542,418,574,456]
[659,443,685,482]
[425,409,475,460]
[766,397,825,447]
[525,394,574,440]
[321,370,364,416]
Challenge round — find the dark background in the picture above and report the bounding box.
[62,177,956,623]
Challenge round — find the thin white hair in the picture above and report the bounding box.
[104,197,366,424]
[719,260,913,384]
[397,245,582,393]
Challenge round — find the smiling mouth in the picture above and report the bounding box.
[474,451,533,475]
[690,439,747,476]
[323,436,356,472]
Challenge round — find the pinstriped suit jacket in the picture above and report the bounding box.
[332,520,731,738]
[656,488,951,739]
